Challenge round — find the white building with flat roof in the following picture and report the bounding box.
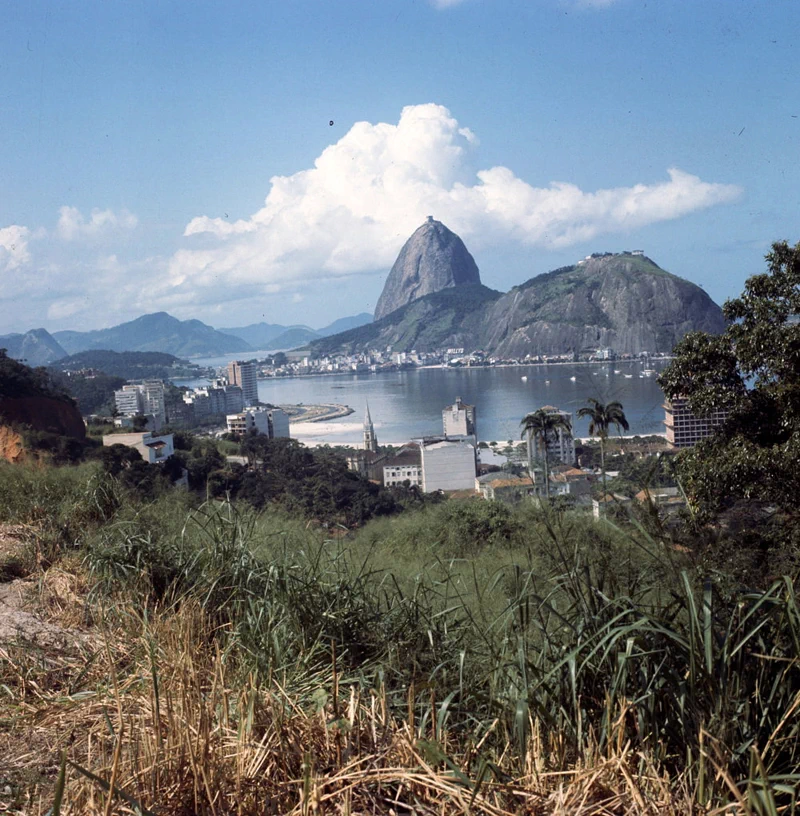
[141,380,166,422]
[266,408,290,438]
[420,439,477,492]
[102,432,174,464]
[227,407,290,438]
[114,385,143,416]
[443,396,476,438]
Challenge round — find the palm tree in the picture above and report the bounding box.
[577,398,629,505]
[520,408,573,499]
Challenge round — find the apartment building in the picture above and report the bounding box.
[664,398,729,448]
[382,445,422,488]
[227,361,258,406]
[226,407,290,438]
[114,385,143,416]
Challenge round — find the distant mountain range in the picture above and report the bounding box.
[52,312,251,357]
[2,311,374,362]
[219,313,373,350]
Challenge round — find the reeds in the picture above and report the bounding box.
[2,464,800,812]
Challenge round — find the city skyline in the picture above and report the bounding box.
[2,1,798,334]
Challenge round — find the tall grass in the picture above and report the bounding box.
[2,463,800,811]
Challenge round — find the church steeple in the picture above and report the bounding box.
[363,402,378,452]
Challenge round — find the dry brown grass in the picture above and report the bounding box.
[1,575,698,816]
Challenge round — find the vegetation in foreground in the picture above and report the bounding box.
[1,456,800,815]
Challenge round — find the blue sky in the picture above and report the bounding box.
[1,0,798,334]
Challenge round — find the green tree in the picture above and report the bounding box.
[520,408,572,499]
[658,239,800,518]
[577,398,629,506]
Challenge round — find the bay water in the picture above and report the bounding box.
[177,358,670,446]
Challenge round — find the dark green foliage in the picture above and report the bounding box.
[19,427,87,464]
[235,436,399,525]
[48,371,126,416]
[52,349,200,380]
[99,443,144,476]
[0,349,71,401]
[659,240,800,518]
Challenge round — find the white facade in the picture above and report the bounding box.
[420,440,477,492]
[114,381,165,424]
[442,396,476,438]
[227,407,290,438]
[227,410,270,435]
[267,408,290,438]
[114,385,143,416]
[102,432,174,464]
[141,380,166,422]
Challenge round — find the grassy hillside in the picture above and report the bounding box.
[2,455,800,812]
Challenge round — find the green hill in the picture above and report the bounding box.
[308,284,501,355]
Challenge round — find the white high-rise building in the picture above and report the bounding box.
[114,385,143,416]
[420,439,477,492]
[141,380,166,423]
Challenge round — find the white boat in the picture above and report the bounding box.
[624,374,633,378]
[521,375,528,381]
[569,376,577,382]
[642,369,656,376]
[545,380,550,385]
[614,369,621,374]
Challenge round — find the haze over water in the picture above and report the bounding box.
[180,359,670,446]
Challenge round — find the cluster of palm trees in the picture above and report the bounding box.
[520,398,629,501]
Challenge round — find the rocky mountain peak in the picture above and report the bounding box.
[374,217,481,320]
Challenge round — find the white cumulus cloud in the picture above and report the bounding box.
[57,206,138,241]
[172,103,740,291]
[0,225,31,272]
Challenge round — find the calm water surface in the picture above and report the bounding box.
[177,359,670,445]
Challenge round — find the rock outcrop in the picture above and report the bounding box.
[0,397,86,441]
[317,251,726,357]
[478,254,726,357]
[374,218,481,320]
